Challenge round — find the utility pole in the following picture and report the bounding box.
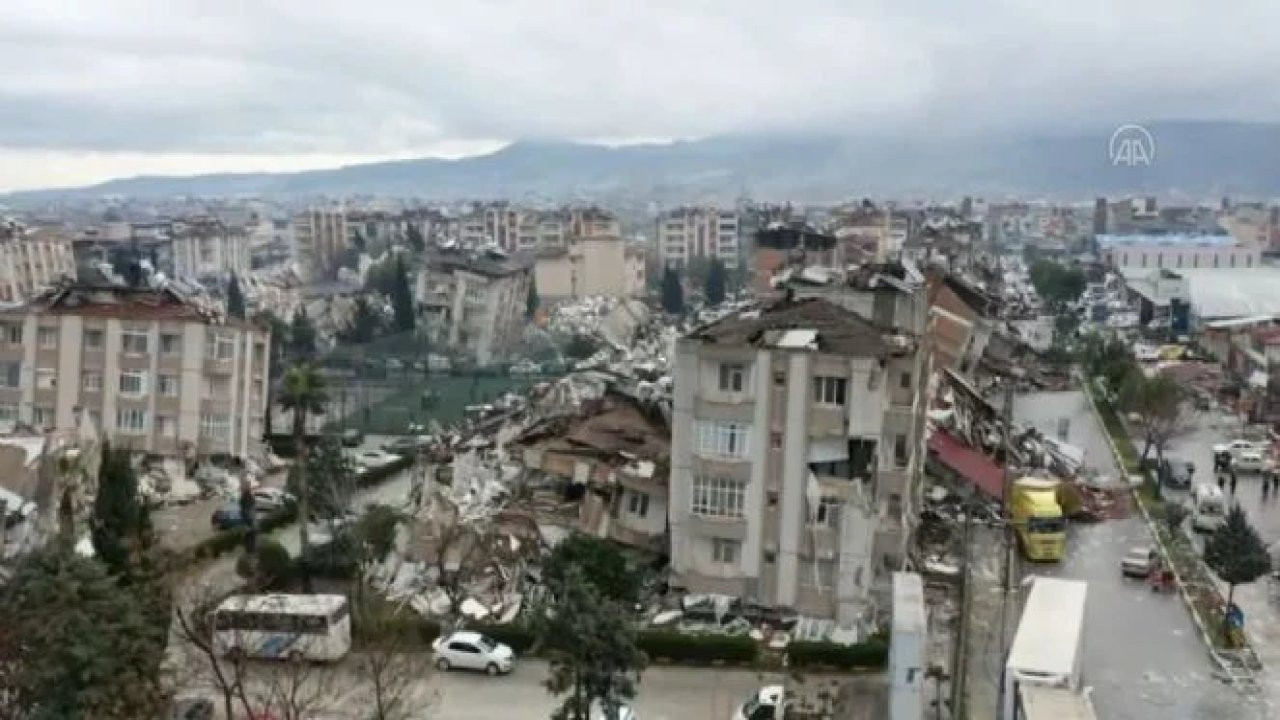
[950,501,974,715]
[995,380,1017,720]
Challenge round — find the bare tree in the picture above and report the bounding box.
[1121,373,1193,467]
[170,584,257,720]
[347,604,438,720]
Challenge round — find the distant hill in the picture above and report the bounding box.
[7,121,1280,203]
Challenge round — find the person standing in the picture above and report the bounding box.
[1230,470,1239,495]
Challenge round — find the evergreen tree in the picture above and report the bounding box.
[705,259,727,306]
[527,277,540,320]
[660,265,684,315]
[91,443,147,577]
[1204,505,1272,633]
[279,364,328,592]
[390,255,416,332]
[406,223,426,252]
[289,308,318,360]
[225,273,246,319]
[341,296,383,344]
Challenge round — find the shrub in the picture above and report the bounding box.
[787,638,889,670]
[636,631,757,664]
[255,539,294,585]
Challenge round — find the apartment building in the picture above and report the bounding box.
[0,222,76,303]
[416,248,534,366]
[535,236,646,299]
[168,216,250,281]
[656,207,740,269]
[669,297,920,624]
[0,284,270,460]
[292,209,349,281]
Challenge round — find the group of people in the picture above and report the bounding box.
[1213,450,1280,497]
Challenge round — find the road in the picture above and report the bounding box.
[1012,391,1261,719]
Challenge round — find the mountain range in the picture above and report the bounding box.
[6,121,1280,203]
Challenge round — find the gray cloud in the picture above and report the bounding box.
[2,0,1280,156]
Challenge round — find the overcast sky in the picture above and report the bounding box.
[2,0,1278,191]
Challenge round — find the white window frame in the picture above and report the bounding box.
[0,362,18,389]
[206,331,236,361]
[119,369,148,396]
[32,406,54,429]
[0,403,16,421]
[711,537,740,564]
[2,323,21,345]
[121,328,149,355]
[695,421,750,459]
[812,376,848,406]
[37,326,57,349]
[115,407,148,434]
[157,374,179,397]
[82,371,103,392]
[156,415,178,439]
[691,475,746,518]
[35,367,56,390]
[200,413,231,441]
[160,333,182,355]
[718,363,746,393]
[627,491,650,518]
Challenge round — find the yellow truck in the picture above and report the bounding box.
[1011,477,1067,562]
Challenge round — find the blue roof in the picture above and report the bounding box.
[1097,233,1236,248]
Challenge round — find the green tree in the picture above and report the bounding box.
[279,364,329,591]
[660,265,684,315]
[289,308,318,360]
[527,277,541,320]
[1028,260,1087,310]
[536,564,646,720]
[91,442,148,577]
[0,549,169,718]
[544,534,642,605]
[257,310,289,378]
[288,433,355,520]
[405,223,426,252]
[340,296,383,344]
[390,255,416,332]
[1120,372,1189,468]
[226,272,246,319]
[705,258,727,306]
[1204,505,1272,636]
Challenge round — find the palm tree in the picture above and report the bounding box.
[278,363,328,591]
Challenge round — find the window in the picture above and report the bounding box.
[0,362,17,388]
[1213,254,1220,268]
[711,538,740,564]
[33,406,54,428]
[900,371,912,389]
[1230,254,1237,268]
[773,371,786,387]
[37,326,57,348]
[115,407,147,434]
[894,434,909,467]
[718,363,745,393]
[691,475,746,518]
[770,432,782,450]
[158,374,179,397]
[201,413,231,441]
[812,376,848,406]
[119,370,147,396]
[156,415,177,438]
[1193,254,1200,268]
[35,368,56,390]
[627,491,650,518]
[0,403,16,421]
[2,323,21,345]
[1248,255,1255,268]
[82,371,103,392]
[1176,254,1183,268]
[206,331,236,361]
[1156,253,1163,268]
[160,333,182,355]
[811,497,841,528]
[695,421,749,458]
[203,375,230,399]
[84,329,104,350]
[800,560,837,590]
[121,328,149,355]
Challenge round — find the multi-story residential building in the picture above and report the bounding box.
[656,207,740,269]
[169,216,250,281]
[347,210,410,249]
[0,284,270,460]
[416,248,534,366]
[535,236,646,299]
[751,222,839,294]
[669,297,920,624]
[0,221,76,303]
[292,208,349,281]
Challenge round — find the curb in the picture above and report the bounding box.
[1077,376,1236,671]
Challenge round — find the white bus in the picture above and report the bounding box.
[213,593,352,662]
[1003,577,1087,720]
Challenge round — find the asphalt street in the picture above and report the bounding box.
[1013,391,1262,719]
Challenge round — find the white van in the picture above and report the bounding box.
[1191,484,1227,533]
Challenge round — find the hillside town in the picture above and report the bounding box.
[5,191,1280,720]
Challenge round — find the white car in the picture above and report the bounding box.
[432,631,515,675]
[251,487,295,512]
[1234,450,1270,474]
[1213,439,1264,458]
[733,685,791,720]
[1121,546,1158,578]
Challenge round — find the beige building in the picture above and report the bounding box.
[0,285,271,460]
[417,249,534,366]
[669,297,923,624]
[292,209,349,281]
[534,236,646,299]
[656,206,740,269]
[169,216,250,281]
[0,226,76,303]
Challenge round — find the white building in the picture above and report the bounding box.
[534,236,646,299]
[1099,233,1260,273]
[0,223,76,303]
[168,217,250,281]
[292,209,349,281]
[656,207,740,269]
[0,284,271,460]
[416,248,534,366]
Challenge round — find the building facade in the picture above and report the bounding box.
[0,285,270,460]
[1099,233,1260,273]
[534,236,646,299]
[669,298,919,624]
[656,207,740,269]
[169,217,251,281]
[0,225,76,303]
[417,249,534,366]
[292,209,350,281]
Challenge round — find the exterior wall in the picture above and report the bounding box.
[656,207,740,269]
[171,229,250,280]
[534,237,645,299]
[1103,242,1261,272]
[427,264,532,366]
[292,209,349,281]
[0,238,76,302]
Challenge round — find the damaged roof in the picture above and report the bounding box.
[427,247,535,278]
[518,394,669,463]
[4,283,259,329]
[688,297,891,357]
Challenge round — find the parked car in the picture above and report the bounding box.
[733,685,791,720]
[1213,439,1265,459]
[1121,546,1158,577]
[1159,458,1195,489]
[432,631,515,675]
[210,505,248,530]
[1234,450,1270,474]
[251,487,295,512]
